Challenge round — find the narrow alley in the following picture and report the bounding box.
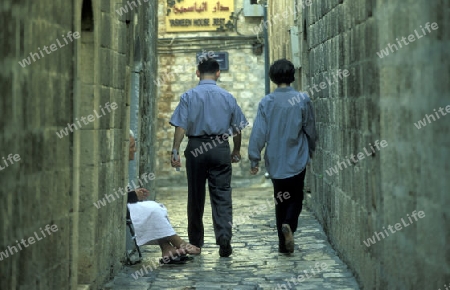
[104,185,360,290]
[1,0,448,290]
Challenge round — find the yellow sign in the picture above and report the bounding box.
[166,0,235,32]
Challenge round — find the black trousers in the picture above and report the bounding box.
[271,169,306,250]
[184,137,232,247]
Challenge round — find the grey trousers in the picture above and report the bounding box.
[184,136,232,247]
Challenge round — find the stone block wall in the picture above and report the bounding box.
[265,0,450,289]
[137,0,159,201]
[75,1,131,287]
[1,2,79,289]
[0,0,157,289]
[301,0,382,287]
[373,1,449,289]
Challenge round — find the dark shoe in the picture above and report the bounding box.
[218,236,232,257]
[180,255,194,261]
[282,224,294,253]
[278,246,291,254]
[159,256,186,265]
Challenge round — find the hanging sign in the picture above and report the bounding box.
[166,0,235,32]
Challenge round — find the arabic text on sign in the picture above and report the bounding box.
[213,1,230,12]
[174,2,208,14]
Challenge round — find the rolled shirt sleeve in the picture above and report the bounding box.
[169,93,189,130]
[230,99,248,134]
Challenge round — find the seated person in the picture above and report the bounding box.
[127,130,200,264]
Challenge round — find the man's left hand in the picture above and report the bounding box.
[231,150,241,163]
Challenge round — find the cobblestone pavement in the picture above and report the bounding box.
[103,181,360,290]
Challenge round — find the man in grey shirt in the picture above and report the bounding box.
[170,57,247,257]
[248,59,317,254]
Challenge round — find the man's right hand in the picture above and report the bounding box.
[231,150,241,163]
[171,151,181,168]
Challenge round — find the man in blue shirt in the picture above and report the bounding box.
[248,59,317,254]
[170,57,247,257]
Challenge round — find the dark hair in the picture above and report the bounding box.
[198,57,220,74]
[269,59,295,85]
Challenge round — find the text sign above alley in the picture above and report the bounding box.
[166,0,235,32]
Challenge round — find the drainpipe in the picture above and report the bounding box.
[262,0,270,95]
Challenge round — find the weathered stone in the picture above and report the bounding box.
[1,1,158,289]
[268,1,449,289]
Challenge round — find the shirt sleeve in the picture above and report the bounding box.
[230,97,248,134]
[169,93,189,130]
[248,101,267,168]
[301,93,317,154]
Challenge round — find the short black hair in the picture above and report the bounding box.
[269,59,295,85]
[198,57,220,74]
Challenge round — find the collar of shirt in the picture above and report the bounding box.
[274,86,295,93]
[199,80,217,85]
